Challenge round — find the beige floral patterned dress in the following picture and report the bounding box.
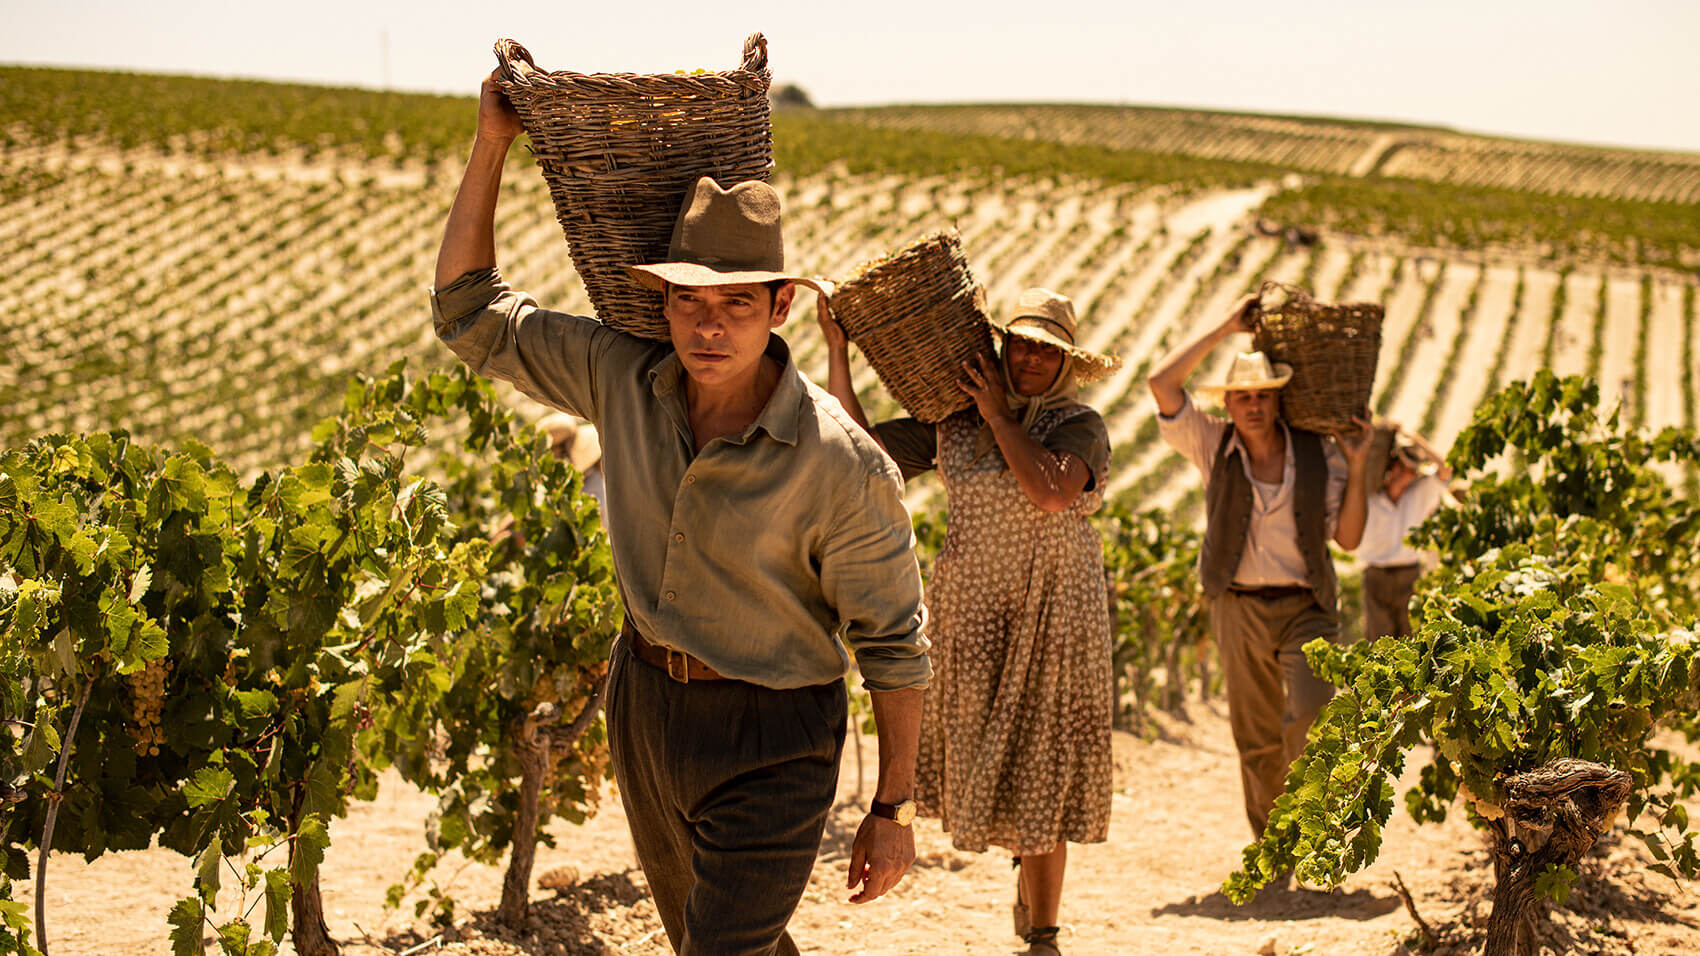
[879,404,1114,855]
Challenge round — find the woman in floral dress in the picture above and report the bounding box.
[820,287,1118,956]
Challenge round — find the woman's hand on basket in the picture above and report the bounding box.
[959,352,1014,425]
[816,297,849,354]
[477,71,525,144]
[1223,293,1260,336]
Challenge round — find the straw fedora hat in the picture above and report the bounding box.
[627,177,827,295]
[537,413,603,472]
[1197,351,1293,399]
[989,288,1121,383]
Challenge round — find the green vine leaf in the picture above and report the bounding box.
[167,897,205,956]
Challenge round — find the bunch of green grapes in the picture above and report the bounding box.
[125,659,172,756]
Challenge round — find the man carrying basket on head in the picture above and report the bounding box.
[1358,424,1452,641]
[430,73,930,955]
[1148,294,1372,844]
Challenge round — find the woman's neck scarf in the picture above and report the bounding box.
[972,348,1078,463]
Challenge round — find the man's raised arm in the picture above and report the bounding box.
[1148,293,1258,417]
[435,73,524,290]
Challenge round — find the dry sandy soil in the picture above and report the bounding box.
[25,700,1700,956]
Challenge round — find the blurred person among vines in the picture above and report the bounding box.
[1356,425,1452,641]
[820,288,1117,956]
[1148,295,1373,844]
[538,411,607,510]
[431,73,930,955]
[490,414,608,554]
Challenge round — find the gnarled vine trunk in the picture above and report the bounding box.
[289,784,339,956]
[290,870,338,956]
[1483,758,1631,956]
[495,686,606,928]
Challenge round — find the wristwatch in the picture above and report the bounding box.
[870,798,917,827]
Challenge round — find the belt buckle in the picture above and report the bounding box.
[665,648,690,684]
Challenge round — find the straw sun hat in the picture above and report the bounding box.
[1196,351,1294,399]
[537,413,603,472]
[626,177,829,296]
[989,288,1121,383]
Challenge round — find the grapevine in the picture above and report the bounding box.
[1225,372,1700,952]
[0,364,617,954]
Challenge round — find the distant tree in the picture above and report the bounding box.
[770,83,815,110]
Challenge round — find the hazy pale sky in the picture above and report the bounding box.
[5,0,1698,153]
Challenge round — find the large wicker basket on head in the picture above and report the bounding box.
[1250,281,1384,434]
[494,35,774,340]
[829,231,995,424]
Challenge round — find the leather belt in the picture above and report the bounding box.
[1226,584,1313,601]
[1367,562,1422,573]
[625,619,727,683]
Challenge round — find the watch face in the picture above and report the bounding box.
[893,800,917,826]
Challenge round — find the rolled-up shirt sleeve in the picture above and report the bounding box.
[871,417,939,481]
[820,462,932,692]
[430,267,629,423]
[1044,409,1111,491]
[1156,392,1228,477]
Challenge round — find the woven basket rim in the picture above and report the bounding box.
[494,35,769,91]
[837,229,963,285]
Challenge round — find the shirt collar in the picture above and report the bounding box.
[647,333,804,447]
[1230,420,1295,486]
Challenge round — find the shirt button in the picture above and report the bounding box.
[665,591,677,602]
[673,532,685,543]
[685,474,697,484]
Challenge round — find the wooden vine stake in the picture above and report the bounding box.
[34,682,93,955]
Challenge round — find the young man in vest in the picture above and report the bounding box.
[431,73,930,954]
[1148,295,1372,839]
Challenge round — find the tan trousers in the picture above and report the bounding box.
[1211,589,1340,837]
[1363,563,1423,640]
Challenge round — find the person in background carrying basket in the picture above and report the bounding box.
[819,288,1116,956]
[431,74,931,955]
[1147,294,1373,845]
[1357,425,1452,640]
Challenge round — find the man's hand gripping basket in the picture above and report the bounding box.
[494,35,774,340]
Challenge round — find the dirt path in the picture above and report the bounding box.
[1644,279,1692,429]
[29,699,1700,956]
[1499,269,1561,393]
[1597,274,1646,419]
[1430,263,1518,447]
[1382,262,1478,431]
[1548,271,1601,379]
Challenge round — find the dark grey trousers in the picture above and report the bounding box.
[606,638,847,956]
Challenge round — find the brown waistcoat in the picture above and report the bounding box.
[1199,426,1338,610]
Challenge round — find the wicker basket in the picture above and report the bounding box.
[829,231,995,424]
[494,35,774,340]
[1250,281,1383,434]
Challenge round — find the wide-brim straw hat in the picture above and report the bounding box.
[537,413,603,472]
[1197,351,1294,398]
[627,177,827,296]
[1365,425,1431,489]
[988,287,1121,383]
